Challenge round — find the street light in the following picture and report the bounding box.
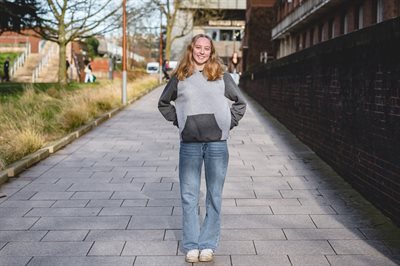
[122,0,127,104]
[159,5,163,84]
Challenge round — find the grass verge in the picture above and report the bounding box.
[0,75,159,170]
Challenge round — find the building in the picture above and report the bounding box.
[0,30,43,53]
[171,0,246,67]
[273,0,400,58]
[242,0,277,71]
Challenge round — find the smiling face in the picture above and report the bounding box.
[192,37,212,70]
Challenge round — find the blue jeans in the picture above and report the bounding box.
[179,141,229,252]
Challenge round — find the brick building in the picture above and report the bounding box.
[0,30,42,53]
[273,0,400,58]
[242,0,277,71]
[241,1,400,224]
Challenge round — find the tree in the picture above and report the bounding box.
[36,0,120,84]
[85,37,100,58]
[149,0,221,61]
[0,0,42,34]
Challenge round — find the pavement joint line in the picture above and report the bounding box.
[0,85,159,186]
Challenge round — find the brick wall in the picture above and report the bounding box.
[243,6,276,71]
[0,30,41,53]
[241,17,400,225]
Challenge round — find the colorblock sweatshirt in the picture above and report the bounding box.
[158,71,246,142]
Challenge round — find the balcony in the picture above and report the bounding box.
[182,0,246,10]
[272,0,342,39]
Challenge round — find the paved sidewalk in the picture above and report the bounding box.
[0,85,399,266]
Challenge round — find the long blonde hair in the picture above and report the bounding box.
[174,34,224,81]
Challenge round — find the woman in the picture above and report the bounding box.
[158,34,246,263]
[84,59,93,83]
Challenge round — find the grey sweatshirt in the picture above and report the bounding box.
[158,71,246,142]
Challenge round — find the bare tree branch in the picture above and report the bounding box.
[34,0,120,84]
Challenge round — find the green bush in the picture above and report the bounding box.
[0,52,21,77]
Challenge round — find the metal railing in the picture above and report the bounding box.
[9,43,31,78]
[32,42,58,83]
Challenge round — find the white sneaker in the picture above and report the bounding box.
[185,249,199,263]
[199,249,214,262]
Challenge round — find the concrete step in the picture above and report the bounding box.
[12,54,41,82]
[12,42,60,83]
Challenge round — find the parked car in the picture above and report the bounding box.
[146,62,159,74]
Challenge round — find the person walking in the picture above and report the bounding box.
[3,57,10,82]
[84,59,93,83]
[162,59,170,81]
[158,34,246,263]
[66,59,70,81]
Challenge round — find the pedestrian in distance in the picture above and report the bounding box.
[84,59,95,83]
[162,59,170,81]
[66,59,70,81]
[228,52,241,85]
[158,33,246,263]
[3,57,10,82]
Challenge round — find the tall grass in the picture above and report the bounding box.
[0,76,159,170]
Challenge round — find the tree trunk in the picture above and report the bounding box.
[58,41,67,85]
[165,23,173,60]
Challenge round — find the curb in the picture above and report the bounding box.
[0,85,160,184]
[0,170,8,186]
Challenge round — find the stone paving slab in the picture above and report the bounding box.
[0,242,92,256]
[41,230,88,241]
[27,256,136,266]
[0,86,399,265]
[0,256,32,266]
[231,255,291,266]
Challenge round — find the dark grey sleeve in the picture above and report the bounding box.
[223,73,247,129]
[158,76,178,126]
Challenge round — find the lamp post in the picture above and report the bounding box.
[122,0,128,104]
[159,5,163,84]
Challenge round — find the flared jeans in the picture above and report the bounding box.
[179,141,229,252]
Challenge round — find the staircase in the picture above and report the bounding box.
[12,54,41,83]
[12,42,59,83]
[36,49,59,83]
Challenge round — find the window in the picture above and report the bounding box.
[318,23,324,42]
[359,6,364,28]
[377,0,384,23]
[310,28,314,46]
[296,35,300,51]
[220,30,233,41]
[371,0,377,23]
[302,32,307,49]
[354,5,362,30]
[205,29,219,41]
[233,30,242,41]
[206,29,242,42]
[340,13,348,34]
[328,19,335,39]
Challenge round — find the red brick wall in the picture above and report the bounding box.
[91,58,109,72]
[0,30,41,53]
[242,17,400,225]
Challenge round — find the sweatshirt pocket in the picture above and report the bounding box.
[181,114,222,142]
